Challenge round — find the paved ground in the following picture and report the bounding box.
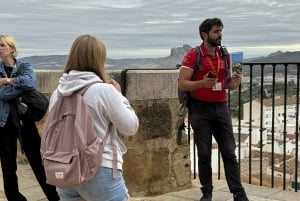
[0,162,299,201]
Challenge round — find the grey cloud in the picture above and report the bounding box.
[2,0,300,59]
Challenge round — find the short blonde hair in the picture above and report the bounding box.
[64,34,109,83]
[0,34,18,58]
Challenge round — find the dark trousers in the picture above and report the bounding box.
[0,113,59,201]
[190,100,244,194]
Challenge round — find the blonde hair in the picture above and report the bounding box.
[64,34,109,83]
[0,34,18,58]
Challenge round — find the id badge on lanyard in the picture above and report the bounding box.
[212,82,222,91]
[208,56,222,91]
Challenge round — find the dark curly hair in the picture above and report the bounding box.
[199,18,223,40]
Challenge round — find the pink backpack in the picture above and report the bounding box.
[40,82,116,189]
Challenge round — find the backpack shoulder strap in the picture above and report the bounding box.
[108,123,119,179]
[191,46,202,80]
[220,46,229,78]
[76,81,102,96]
[14,63,27,76]
[194,46,202,71]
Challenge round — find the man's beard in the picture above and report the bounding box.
[207,35,222,47]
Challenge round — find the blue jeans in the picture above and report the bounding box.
[190,100,244,194]
[57,166,128,201]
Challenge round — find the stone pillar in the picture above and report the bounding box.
[119,70,191,196]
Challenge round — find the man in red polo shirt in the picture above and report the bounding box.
[178,18,249,201]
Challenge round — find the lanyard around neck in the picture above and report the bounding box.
[207,56,221,76]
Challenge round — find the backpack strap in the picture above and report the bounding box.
[189,46,202,97]
[220,46,229,78]
[12,63,27,77]
[110,125,119,179]
[77,81,102,95]
[102,123,117,179]
[189,46,202,80]
[193,46,202,72]
[190,46,202,82]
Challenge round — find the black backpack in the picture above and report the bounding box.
[13,63,49,122]
[177,46,202,109]
[176,46,201,145]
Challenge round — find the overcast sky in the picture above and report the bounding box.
[2,0,300,59]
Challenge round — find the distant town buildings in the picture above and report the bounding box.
[230,97,300,188]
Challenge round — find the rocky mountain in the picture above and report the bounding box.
[19,45,300,70]
[247,51,300,63]
[19,44,193,70]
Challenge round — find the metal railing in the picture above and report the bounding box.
[226,62,300,192]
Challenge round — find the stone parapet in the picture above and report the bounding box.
[33,69,192,196]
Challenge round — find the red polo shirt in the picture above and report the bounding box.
[181,43,229,102]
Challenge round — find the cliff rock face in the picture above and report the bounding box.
[170,44,192,58]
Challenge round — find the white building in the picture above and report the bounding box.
[242,97,300,135]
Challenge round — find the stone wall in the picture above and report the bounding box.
[32,69,192,196]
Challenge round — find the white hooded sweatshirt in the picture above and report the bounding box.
[49,70,139,170]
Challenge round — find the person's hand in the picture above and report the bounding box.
[227,70,242,90]
[0,78,13,85]
[203,72,217,88]
[108,79,122,93]
[231,70,242,83]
